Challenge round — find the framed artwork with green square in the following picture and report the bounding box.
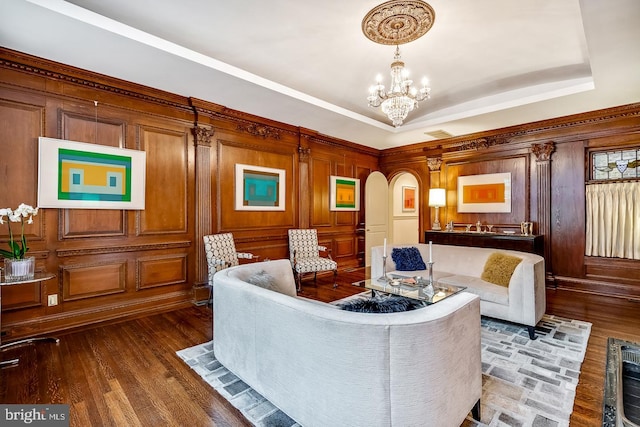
[330,176,360,211]
[38,137,146,210]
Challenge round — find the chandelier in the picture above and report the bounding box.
[367,46,430,127]
[362,0,436,127]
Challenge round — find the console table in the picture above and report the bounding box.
[1,271,59,367]
[425,231,544,256]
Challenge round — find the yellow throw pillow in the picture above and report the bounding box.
[481,252,523,287]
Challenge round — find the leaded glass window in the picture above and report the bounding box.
[591,148,640,181]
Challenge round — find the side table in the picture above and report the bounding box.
[1,270,59,368]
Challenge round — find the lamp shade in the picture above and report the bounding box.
[428,188,446,207]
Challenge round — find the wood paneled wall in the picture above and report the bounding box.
[0,48,378,339]
[380,104,640,300]
[1,46,639,339]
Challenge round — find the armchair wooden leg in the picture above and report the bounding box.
[295,270,302,292]
[333,269,338,288]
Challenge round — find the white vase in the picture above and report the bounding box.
[4,256,35,281]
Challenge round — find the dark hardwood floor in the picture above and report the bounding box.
[1,267,638,426]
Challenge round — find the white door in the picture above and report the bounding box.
[365,171,389,267]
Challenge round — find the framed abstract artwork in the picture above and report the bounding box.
[330,176,360,211]
[402,186,416,212]
[37,137,146,210]
[457,172,511,213]
[235,164,285,211]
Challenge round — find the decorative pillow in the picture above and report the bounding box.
[481,252,523,287]
[338,294,425,313]
[391,247,427,271]
[246,270,278,292]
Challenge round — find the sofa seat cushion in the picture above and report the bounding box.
[293,257,337,274]
[437,275,509,306]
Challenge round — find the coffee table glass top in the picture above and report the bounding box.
[352,275,466,305]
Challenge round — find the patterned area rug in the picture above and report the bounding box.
[177,314,590,427]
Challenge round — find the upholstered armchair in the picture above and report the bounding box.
[288,229,338,292]
[203,233,257,290]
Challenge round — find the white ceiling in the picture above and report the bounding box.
[1,0,639,149]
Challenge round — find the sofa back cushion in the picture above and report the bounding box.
[480,252,523,287]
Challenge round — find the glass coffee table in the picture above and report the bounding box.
[352,275,466,305]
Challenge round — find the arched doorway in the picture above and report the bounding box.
[364,172,388,267]
[389,172,420,244]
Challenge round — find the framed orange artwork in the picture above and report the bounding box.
[402,186,416,212]
[457,172,511,213]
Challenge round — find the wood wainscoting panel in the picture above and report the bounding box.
[60,109,126,149]
[60,209,126,238]
[58,109,130,238]
[334,236,356,259]
[138,125,189,235]
[62,262,126,301]
[0,98,44,241]
[137,254,187,290]
[217,139,296,230]
[1,282,42,311]
[443,155,528,226]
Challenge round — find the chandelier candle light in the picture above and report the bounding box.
[367,46,431,127]
[362,0,436,127]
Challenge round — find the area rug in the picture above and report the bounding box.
[177,314,591,427]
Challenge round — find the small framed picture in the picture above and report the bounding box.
[329,176,360,211]
[402,186,416,212]
[235,164,286,211]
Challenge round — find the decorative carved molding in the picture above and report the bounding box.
[236,123,281,140]
[192,126,214,147]
[56,241,191,257]
[0,57,190,112]
[427,157,442,171]
[362,1,436,45]
[532,141,555,162]
[298,145,311,162]
[446,136,514,151]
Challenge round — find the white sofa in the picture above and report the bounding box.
[371,243,546,339]
[213,259,482,427]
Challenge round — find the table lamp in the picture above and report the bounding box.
[428,188,446,230]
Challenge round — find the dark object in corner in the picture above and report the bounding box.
[338,294,425,313]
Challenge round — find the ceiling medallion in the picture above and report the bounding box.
[362,0,435,45]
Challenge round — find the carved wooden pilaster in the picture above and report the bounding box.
[298,139,311,228]
[193,126,214,290]
[532,141,554,279]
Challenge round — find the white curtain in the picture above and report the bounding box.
[585,181,640,259]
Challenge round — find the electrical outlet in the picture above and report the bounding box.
[47,294,58,306]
